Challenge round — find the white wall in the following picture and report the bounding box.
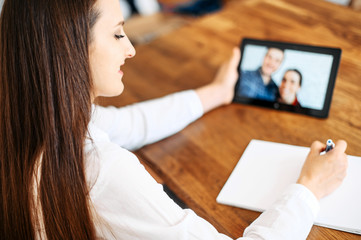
[325,0,351,5]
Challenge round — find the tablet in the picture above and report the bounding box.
[233,38,342,118]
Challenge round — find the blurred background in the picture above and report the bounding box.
[0,0,359,45]
[120,0,361,45]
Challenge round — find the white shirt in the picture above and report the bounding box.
[87,90,320,240]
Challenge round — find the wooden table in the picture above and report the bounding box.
[98,0,361,239]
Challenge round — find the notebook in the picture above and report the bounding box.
[217,140,361,235]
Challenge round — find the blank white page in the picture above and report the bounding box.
[216,139,361,235]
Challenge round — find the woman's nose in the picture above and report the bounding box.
[125,37,136,58]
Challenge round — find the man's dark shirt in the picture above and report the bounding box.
[236,68,279,101]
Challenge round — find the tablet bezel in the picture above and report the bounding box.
[233,38,342,118]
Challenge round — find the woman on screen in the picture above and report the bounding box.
[0,0,348,239]
[278,69,303,107]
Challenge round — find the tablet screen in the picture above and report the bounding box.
[233,38,341,118]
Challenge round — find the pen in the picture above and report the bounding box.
[325,139,335,152]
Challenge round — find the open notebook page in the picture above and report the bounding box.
[217,140,361,235]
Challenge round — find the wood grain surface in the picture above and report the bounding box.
[97,0,361,239]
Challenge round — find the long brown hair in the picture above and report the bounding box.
[0,0,100,238]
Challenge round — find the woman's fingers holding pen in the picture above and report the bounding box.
[333,139,347,153]
[309,140,326,155]
[297,140,348,200]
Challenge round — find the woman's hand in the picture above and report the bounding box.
[297,140,348,200]
[195,47,241,113]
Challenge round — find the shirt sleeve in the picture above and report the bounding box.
[243,184,320,240]
[87,136,320,240]
[91,90,204,151]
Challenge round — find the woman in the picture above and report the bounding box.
[278,69,302,107]
[0,0,348,239]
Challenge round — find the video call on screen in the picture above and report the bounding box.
[235,44,334,110]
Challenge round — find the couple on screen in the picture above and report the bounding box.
[237,47,302,107]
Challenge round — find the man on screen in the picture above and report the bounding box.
[277,69,302,107]
[236,47,284,101]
